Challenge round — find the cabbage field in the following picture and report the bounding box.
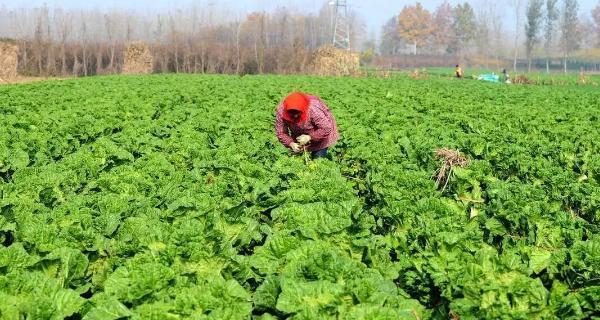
[1,75,599,319]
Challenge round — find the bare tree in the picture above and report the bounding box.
[380,17,403,55]
[242,12,267,73]
[451,3,477,59]
[475,5,491,65]
[347,10,366,51]
[55,10,70,76]
[560,0,579,73]
[432,1,454,55]
[510,0,524,71]
[81,13,88,76]
[544,0,559,73]
[154,14,167,72]
[233,19,242,75]
[317,2,335,48]
[33,6,46,75]
[169,13,180,73]
[104,14,116,73]
[525,0,544,72]
[577,16,597,50]
[593,2,600,46]
[46,8,57,75]
[487,2,505,69]
[14,9,30,74]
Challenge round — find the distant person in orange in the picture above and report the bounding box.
[455,64,463,79]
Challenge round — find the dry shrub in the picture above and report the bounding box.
[433,148,469,191]
[0,41,18,83]
[577,72,597,86]
[122,42,153,75]
[578,72,588,84]
[547,78,567,86]
[377,70,391,78]
[409,68,428,80]
[310,46,360,76]
[513,74,537,85]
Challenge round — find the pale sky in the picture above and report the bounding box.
[1,0,599,34]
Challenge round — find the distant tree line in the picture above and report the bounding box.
[1,0,599,76]
[0,3,363,76]
[379,0,600,73]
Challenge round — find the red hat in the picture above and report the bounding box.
[282,92,310,123]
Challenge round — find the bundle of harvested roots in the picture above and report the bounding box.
[433,148,469,191]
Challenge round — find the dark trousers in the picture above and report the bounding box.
[312,148,328,159]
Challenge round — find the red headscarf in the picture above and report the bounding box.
[282,92,310,123]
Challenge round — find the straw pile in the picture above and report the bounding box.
[122,42,153,75]
[0,41,18,83]
[310,46,360,76]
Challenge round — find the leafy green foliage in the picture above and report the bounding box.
[1,74,599,319]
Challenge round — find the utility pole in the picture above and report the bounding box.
[332,0,350,50]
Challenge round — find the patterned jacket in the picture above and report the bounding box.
[275,95,339,152]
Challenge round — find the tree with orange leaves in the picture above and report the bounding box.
[398,2,434,55]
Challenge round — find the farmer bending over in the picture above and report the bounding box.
[275,92,339,159]
[455,64,463,79]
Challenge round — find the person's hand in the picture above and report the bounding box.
[290,142,302,153]
[297,135,311,146]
